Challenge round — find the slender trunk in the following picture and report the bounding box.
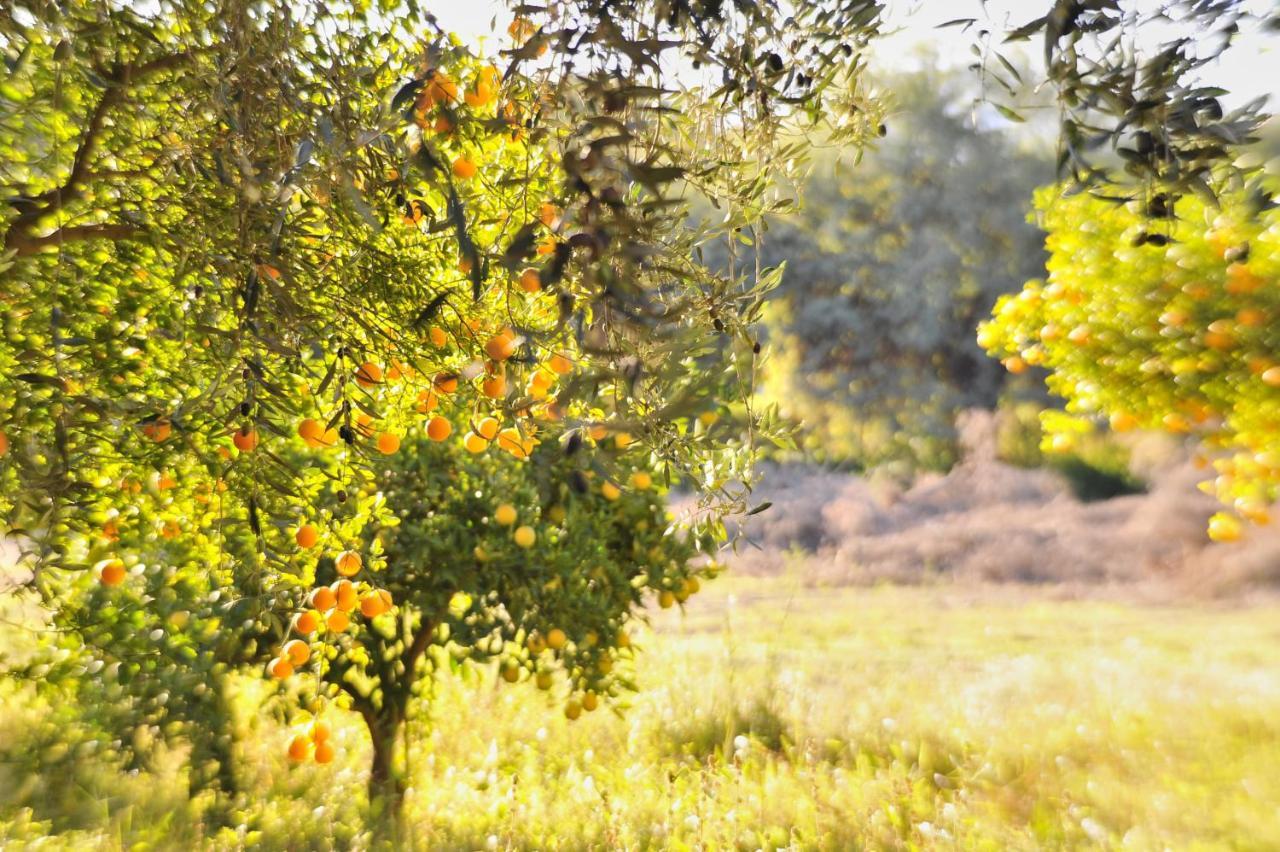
[364,707,407,830]
[189,671,239,828]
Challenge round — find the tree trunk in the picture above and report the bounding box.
[364,707,407,834]
[189,671,240,828]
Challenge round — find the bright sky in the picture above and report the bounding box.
[434,0,1278,109]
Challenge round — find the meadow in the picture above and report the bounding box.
[3,575,1278,850]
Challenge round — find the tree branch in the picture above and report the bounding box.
[3,49,193,251]
[401,616,435,681]
[5,222,143,256]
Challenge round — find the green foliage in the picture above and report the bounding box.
[980,183,1279,535]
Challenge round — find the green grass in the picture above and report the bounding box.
[3,577,1280,849]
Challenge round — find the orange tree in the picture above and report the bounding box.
[0,0,884,822]
[979,184,1279,541]
[268,433,705,817]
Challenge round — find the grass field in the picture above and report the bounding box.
[3,576,1279,850]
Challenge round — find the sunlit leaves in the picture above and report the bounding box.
[980,182,1280,534]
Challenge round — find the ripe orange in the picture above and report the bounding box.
[309,720,331,743]
[501,663,520,683]
[513,525,536,548]
[1109,412,1138,433]
[548,352,573,374]
[434,373,458,393]
[332,579,358,612]
[485,330,517,361]
[429,326,448,347]
[464,432,489,453]
[526,376,549,400]
[527,632,547,654]
[494,503,518,526]
[233,427,259,452]
[99,559,127,586]
[539,203,559,227]
[1002,356,1027,375]
[386,359,413,382]
[283,639,310,666]
[1263,367,1280,387]
[267,656,294,679]
[496,427,523,454]
[335,550,363,577]
[376,432,401,454]
[519,268,541,293]
[546,628,567,650]
[427,416,452,441]
[601,481,621,501]
[314,741,335,764]
[295,610,321,634]
[326,610,350,632]
[616,630,631,648]
[359,589,392,618]
[1237,308,1266,327]
[477,417,501,441]
[142,419,172,442]
[309,586,337,611]
[298,418,324,444]
[416,389,439,413]
[1204,330,1235,351]
[434,114,453,134]
[1225,263,1262,295]
[296,524,319,548]
[287,734,310,762]
[355,362,383,387]
[481,373,507,399]
[426,72,458,104]
[630,471,652,490]
[453,157,477,179]
[0,430,7,457]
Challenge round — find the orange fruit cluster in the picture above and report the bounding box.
[287,719,334,764]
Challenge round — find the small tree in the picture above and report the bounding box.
[271,435,703,820]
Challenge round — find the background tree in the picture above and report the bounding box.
[724,68,1051,468]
